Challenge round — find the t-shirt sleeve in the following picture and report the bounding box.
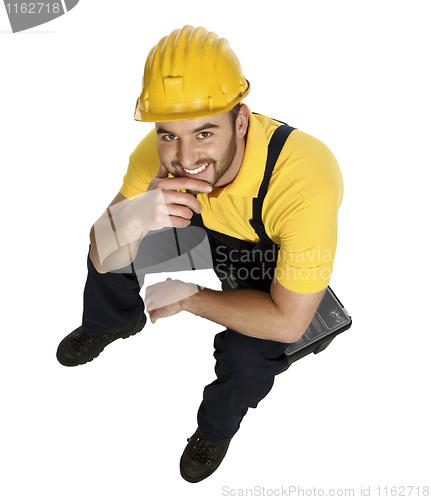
[119,129,160,199]
[265,130,344,294]
[275,186,341,294]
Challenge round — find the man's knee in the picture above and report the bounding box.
[214,329,289,378]
[214,330,268,378]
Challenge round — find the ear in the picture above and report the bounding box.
[236,104,249,139]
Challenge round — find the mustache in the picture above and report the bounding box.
[170,159,214,169]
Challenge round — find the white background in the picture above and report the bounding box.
[1,1,430,498]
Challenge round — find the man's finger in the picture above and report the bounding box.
[148,309,157,323]
[157,175,213,193]
[163,191,203,215]
[168,216,191,228]
[165,197,197,218]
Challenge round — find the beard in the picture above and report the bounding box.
[211,130,238,186]
[166,130,238,195]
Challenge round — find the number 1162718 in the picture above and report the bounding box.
[5,3,61,14]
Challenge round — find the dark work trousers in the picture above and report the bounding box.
[82,214,290,444]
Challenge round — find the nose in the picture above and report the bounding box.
[177,139,198,169]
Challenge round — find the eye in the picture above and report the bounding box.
[197,131,211,139]
[163,134,177,141]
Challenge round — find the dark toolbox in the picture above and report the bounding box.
[283,287,352,369]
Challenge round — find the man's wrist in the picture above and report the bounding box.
[116,202,145,243]
[180,284,205,312]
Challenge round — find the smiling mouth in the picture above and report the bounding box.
[183,163,209,175]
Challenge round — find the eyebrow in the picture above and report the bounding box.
[156,123,220,135]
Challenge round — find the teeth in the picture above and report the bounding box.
[184,163,208,174]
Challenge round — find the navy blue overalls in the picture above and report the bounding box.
[82,123,296,444]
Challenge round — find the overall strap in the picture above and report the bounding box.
[249,123,296,244]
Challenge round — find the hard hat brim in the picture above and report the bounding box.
[134,80,251,123]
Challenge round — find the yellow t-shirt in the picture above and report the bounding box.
[120,109,343,294]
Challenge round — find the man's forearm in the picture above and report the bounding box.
[89,224,144,274]
[90,205,148,274]
[180,287,301,344]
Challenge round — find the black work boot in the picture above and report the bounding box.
[180,428,230,483]
[56,313,146,367]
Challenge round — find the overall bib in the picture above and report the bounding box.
[81,123,296,444]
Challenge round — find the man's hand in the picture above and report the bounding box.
[114,162,213,242]
[145,278,201,323]
[144,163,213,228]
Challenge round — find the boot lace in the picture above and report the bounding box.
[71,330,107,354]
[188,435,220,466]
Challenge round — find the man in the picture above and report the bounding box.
[57,25,343,483]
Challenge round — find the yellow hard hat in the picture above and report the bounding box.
[134,25,251,122]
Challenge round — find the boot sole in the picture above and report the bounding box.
[179,458,226,483]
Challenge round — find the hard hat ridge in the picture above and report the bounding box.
[134,25,250,122]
